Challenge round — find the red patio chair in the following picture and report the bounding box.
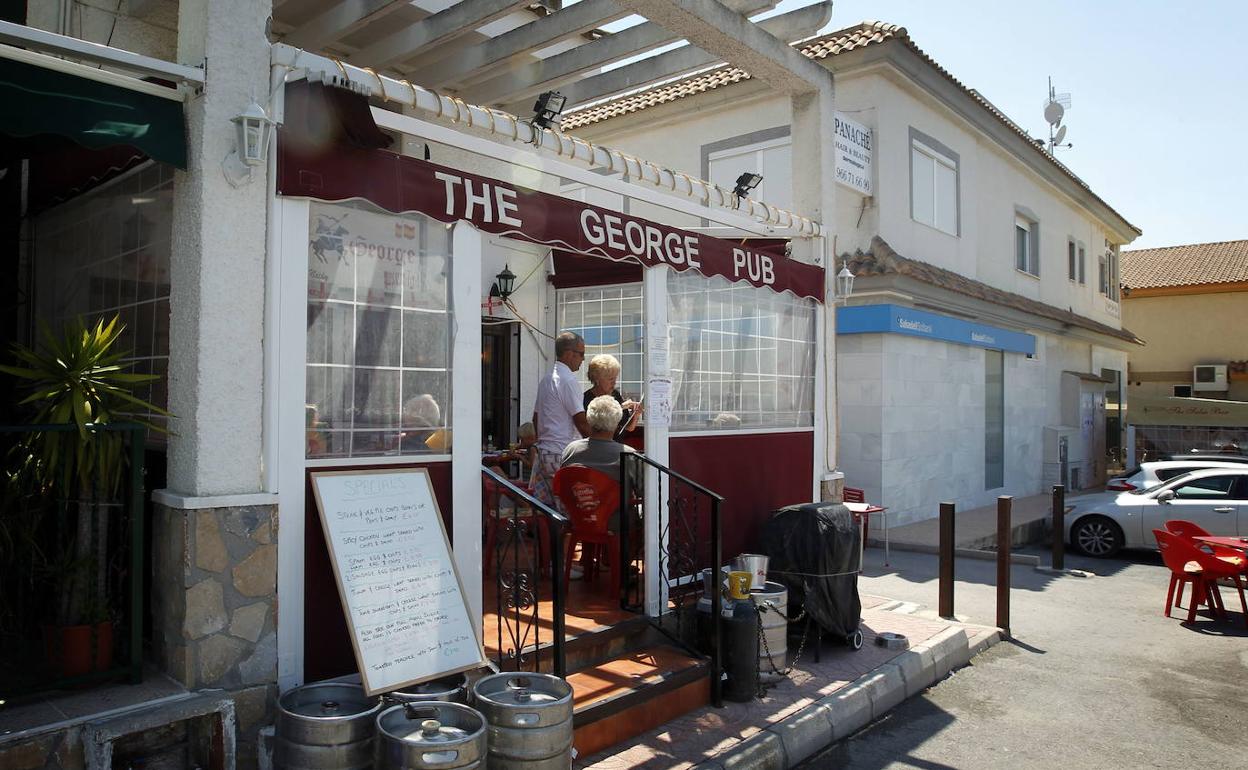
[1154,529,1248,626]
[1164,520,1248,568]
[552,465,622,592]
[1163,519,1248,607]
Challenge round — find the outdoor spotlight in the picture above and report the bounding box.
[532,91,567,130]
[494,264,516,300]
[836,260,856,304]
[733,172,763,198]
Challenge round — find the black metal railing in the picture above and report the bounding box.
[620,452,724,708]
[0,423,146,698]
[482,466,568,677]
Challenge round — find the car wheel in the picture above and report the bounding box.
[1071,516,1124,558]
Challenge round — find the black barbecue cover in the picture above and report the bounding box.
[760,502,862,637]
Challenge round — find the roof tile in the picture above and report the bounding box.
[1121,240,1248,290]
[851,236,1143,345]
[563,20,1138,235]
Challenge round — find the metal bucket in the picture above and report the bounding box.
[376,702,487,770]
[732,554,769,591]
[473,672,574,769]
[751,581,788,681]
[385,673,470,705]
[276,682,382,770]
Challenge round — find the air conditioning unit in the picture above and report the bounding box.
[1192,364,1229,392]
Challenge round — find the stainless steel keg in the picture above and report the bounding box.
[472,673,574,769]
[385,673,470,705]
[275,682,382,770]
[376,701,487,770]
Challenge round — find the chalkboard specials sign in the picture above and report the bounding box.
[310,468,485,695]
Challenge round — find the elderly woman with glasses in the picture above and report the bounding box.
[583,353,643,437]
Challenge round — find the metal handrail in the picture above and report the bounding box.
[624,451,725,501]
[481,465,568,677]
[620,451,723,708]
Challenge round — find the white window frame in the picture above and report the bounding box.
[706,135,793,214]
[910,138,959,236]
[1015,215,1039,277]
[555,281,646,402]
[1067,238,1077,282]
[1078,242,1087,285]
[1101,242,1120,301]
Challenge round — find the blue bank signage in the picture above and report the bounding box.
[836,304,1036,355]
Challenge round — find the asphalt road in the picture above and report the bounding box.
[800,546,1248,769]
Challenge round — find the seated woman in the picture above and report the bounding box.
[583,354,642,438]
[485,421,537,486]
[560,395,643,532]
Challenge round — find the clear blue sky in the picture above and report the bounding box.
[766,0,1247,249]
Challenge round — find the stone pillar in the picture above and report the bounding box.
[154,3,276,767]
[151,496,278,769]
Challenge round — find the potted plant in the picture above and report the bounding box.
[0,315,169,677]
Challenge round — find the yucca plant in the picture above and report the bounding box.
[0,315,169,627]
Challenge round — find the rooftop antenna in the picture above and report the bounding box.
[1044,76,1072,153]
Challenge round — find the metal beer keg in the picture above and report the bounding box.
[385,673,471,705]
[275,682,382,770]
[376,702,487,770]
[472,672,574,769]
[751,581,789,681]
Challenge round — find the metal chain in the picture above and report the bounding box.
[752,598,812,697]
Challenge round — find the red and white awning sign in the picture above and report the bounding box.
[278,135,825,302]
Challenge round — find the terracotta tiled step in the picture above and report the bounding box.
[570,644,710,758]
[482,574,636,663]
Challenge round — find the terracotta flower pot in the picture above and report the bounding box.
[42,621,114,678]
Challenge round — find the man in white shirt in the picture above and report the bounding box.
[530,331,590,508]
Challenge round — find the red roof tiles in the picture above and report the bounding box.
[1121,240,1248,291]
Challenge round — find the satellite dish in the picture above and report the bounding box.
[1053,125,1067,145]
[1044,100,1065,126]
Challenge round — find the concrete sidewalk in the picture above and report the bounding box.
[576,595,999,769]
[879,492,1054,552]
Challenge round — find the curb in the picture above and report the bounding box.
[871,541,1042,567]
[695,624,1001,769]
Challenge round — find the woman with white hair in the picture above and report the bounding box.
[583,353,643,437]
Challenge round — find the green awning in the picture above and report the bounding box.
[0,56,186,168]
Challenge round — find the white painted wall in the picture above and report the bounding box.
[165,0,272,496]
[838,329,1124,526]
[575,64,1131,328]
[26,0,179,60]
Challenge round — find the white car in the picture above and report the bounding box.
[1107,460,1248,492]
[1064,467,1248,558]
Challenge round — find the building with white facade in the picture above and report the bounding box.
[1,2,845,766]
[568,21,1143,525]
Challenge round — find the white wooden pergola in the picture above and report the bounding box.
[269,0,832,113]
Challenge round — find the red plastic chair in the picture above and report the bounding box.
[1163,519,1248,608]
[1164,520,1248,567]
[1154,529,1248,626]
[552,466,622,592]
